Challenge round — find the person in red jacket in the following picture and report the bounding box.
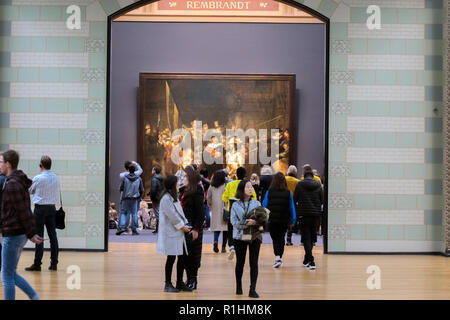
[0,150,43,299]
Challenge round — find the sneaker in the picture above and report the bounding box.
[152,230,158,234]
[213,243,219,253]
[221,247,227,253]
[48,265,57,271]
[308,261,316,270]
[302,258,310,267]
[115,229,125,236]
[25,264,41,272]
[132,230,139,235]
[273,260,282,268]
[228,248,235,260]
[286,242,293,246]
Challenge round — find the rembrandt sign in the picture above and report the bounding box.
[158,0,279,11]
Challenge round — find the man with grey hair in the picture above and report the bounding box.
[259,165,273,202]
[285,165,300,246]
[222,168,233,184]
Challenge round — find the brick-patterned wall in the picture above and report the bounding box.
[444,0,450,254]
[0,0,446,252]
[299,0,445,253]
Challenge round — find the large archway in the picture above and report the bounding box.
[105,0,330,252]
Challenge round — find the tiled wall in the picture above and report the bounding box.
[443,0,449,254]
[0,0,447,252]
[300,0,445,252]
[0,0,108,250]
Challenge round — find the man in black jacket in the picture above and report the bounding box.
[149,165,163,233]
[293,164,323,270]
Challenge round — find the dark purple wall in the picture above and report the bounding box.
[110,22,326,203]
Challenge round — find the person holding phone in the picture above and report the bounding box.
[157,175,193,292]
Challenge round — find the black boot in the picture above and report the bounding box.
[176,281,193,292]
[186,277,197,290]
[249,285,259,298]
[213,242,219,253]
[286,231,293,246]
[236,281,243,295]
[163,282,179,293]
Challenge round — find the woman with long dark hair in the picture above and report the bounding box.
[180,165,205,290]
[156,175,192,292]
[230,179,262,298]
[207,170,228,253]
[262,172,296,268]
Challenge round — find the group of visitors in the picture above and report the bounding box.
[155,163,324,298]
[0,150,61,300]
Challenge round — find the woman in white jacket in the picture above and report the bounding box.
[157,175,192,292]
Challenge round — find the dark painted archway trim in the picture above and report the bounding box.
[105,0,330,253]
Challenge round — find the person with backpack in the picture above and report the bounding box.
[116,165,144,235]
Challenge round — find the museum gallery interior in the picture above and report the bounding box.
[0,0,448,300]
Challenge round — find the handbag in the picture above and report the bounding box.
[223,198,237,222]
[55,191,65,230]
[222,208,230,222]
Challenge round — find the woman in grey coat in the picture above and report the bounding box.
[156,175,192,293]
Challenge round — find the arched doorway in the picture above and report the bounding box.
[105,0,329,252]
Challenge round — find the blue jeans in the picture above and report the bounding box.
[204,204,210,228]
[2,235,39,300]
[119,199,139,232]
[214,231,228,247]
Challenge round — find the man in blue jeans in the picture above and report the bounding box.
[0,150,43,300]
[116,165,144,235]
[25,155,60,272]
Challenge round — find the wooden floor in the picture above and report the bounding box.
[5,242,450,300]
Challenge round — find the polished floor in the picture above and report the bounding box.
[5,242,450,300]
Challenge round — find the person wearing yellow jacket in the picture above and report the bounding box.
[222,167,257,260]
[285,165,300,246]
